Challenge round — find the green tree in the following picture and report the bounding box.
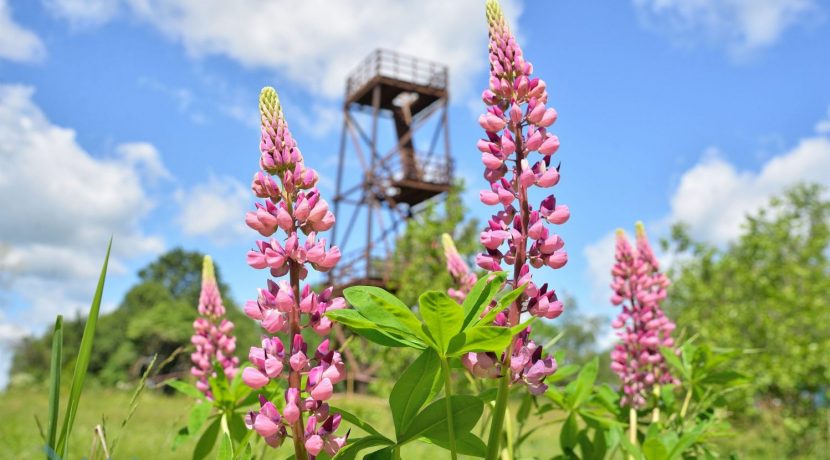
[11,248,259,386]
[387,182,479,306]
[664,183,830,457]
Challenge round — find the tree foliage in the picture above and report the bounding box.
[11,248,259,385]
[664,183,830,456]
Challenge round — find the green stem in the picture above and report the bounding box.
[628,407,638,460]
[440,358,459,460]
[486,363,512,460]
[651,385,661,423]
[680,387,693,419]
[393,446,402,460]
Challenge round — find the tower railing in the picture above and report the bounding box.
[345,49,448,102]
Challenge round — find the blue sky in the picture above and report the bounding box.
[1,0,830,385]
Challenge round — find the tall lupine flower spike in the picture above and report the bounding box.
[460,0,566,397]
[609,223,678,409]
[190,256,239,400]
[242,87,347,459]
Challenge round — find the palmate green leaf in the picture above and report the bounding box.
[364,446,394,460]
[328,405,390,440]
[217,433,233,460]
[660,347,689,381]
[461,272,506,328]
[397,395,483,445]
[55,238,112,458]
[566,357,599,410]
[445,326,514,356]
[343,286,427,341]
[325,309,424,349]
[426,431,487,458]
[188,403,213,437]
[193,416,222,460]
[560,412,579,451]
[642,436,670,460]
[419,291,463,353]
[46,315,63,458]
[389,348,440,436]
[332,436,394,460]
[547,363,580,383]
[168,380,205,399]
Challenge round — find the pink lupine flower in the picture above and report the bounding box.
[609,223,678,409]
[442,234,478,303]
[451,0,568,395]
[190,256,239,399]
[242,87,347,458]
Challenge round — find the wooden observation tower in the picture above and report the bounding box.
[330,49,453,294]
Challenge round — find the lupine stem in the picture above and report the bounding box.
[440,358,459,460]
[651,385,661,423]
[486,365,512,460]
[288,261,308,460]
[629,407,637,459]
[680,387,693,419]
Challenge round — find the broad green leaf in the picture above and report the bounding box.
[56,239,111,458]
[618,430,645,460]
[547,363,580,383]
[328,405,390,440]
[445,326,514,356]
[567,357,598,409]
[217,433,233,460]
[700,370,748,386]
[389,348,440,435]
[332,436,394,460]
[167,380,205,399]
[577,430,595,459]
[343,286,426,340]
[46,315,63,456]
[364,447,394,460]
[426,431,487,458]
[172,426,190,451]
[642,436,670,460]
[660,348,689,381]
[398,395,483,445]
[188,402,213,435]
[666,424,705,459]
[419,291,463,353]
[476,282,528,327]
[193,416,222,460]
[461,272,506,328]
[560,412,579,451]
[326,310,425,349]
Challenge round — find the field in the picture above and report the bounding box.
[0,386,562,459]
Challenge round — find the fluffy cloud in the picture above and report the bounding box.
[45,0,522,98]
[176,175,249,244]
[0,0,46,62]
[583,116,830,306]
[0,84,164,327]
[633,0,819,55]
[43,0,120,26]
[669,137,830,243]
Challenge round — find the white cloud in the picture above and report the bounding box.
[633,0,819,55]
[669,136,830,244]
[583,115,830,305]
[0,84,164,327]
[816,106,830,134]
[0,0,46,62]
[43,0,120,26]
[583,230,617,306]
[117,142,173,182]
[176,175,249,243]
[47,0,523,99]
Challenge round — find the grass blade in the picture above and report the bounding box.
[46,315,63,458]
[109,353,157,455]
[56,238,112,457]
